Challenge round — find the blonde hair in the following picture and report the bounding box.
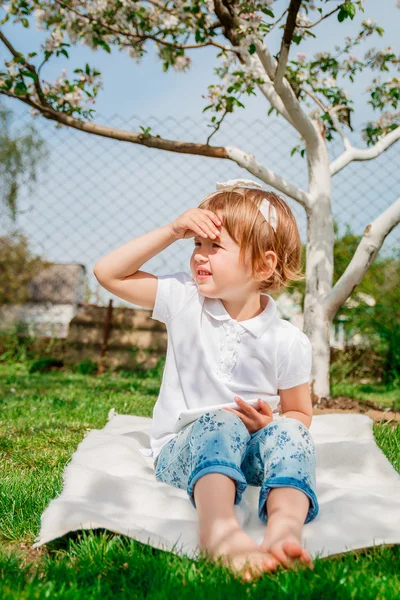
[198,186,305,294]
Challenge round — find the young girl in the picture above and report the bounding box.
[93,179,319,581]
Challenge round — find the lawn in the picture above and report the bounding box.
[1,359,399,599]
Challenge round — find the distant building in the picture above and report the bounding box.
[0,263,375,348]
[0,263,87,338]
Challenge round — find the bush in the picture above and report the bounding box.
[29,357,64,373]
[0,325,64,364]
[0,231,53,304]
[75,358,98,375]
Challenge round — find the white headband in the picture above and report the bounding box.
[214,179,278,233]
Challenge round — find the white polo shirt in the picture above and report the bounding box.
[140,271,312,460]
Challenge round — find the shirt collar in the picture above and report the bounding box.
[203,294,277,338]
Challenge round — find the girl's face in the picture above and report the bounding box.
[189,212,256,299]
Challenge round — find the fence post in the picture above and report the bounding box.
[97,299,113,375]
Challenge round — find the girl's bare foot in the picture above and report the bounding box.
[260,532,314,570]
[201,524,280,581]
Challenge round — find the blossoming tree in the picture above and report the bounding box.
[0,0,399,403]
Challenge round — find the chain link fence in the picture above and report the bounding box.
[1,106,399,314]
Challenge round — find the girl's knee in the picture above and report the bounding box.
[277,416,313,437]
[260,417,316,456]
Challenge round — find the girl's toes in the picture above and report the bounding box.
[263,553,280,571]
[269,544,289,568]
[282,541,314,569]
[241,569,253,583]
[282,540,303,558]
[301,549,314,569]
[258,547,281,571]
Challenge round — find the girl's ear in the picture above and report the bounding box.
[264,250,278,271]
[254,251,278,281]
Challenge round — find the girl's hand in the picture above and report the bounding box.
[169,208,222,241]
[223,397,274,434]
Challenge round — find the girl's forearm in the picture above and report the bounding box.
[282,411,312,428]
[93,224,178,280]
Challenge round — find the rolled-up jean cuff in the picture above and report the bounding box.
[187,463,248,509]
[258,477,319,525]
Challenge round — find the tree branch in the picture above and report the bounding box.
[0,89,309,206]
[274,0,302,93]
[0,31,49,107]
[328,105,352,151]
[0,90,228,155]
[324,196,400,321]
[269,7,289,32]
[237,49,296,127]
[330,126,400,175]
[298,6,340,29]
[0,29,19,57]
[212,0,295,127]
[302,87,327,112]
[206,108,229,144]
[302,90,353,152]
[255,40,318,143]
[225,145,311,208]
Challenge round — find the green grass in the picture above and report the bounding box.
[331,381,400,410]
[1,361,400,599]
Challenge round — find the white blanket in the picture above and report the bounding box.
[32,411,400,560]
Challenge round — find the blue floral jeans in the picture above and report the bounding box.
[154,409,319,524]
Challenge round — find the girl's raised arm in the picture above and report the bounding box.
[93,224,178,309]
[93,208,221,309]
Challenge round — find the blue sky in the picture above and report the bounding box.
[1,1,399,307]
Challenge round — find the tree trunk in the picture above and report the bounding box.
[303,130,335,405]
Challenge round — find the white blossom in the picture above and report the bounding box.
[173,55,191,72]
[127,46,143,62]
[63,89,84,107]
[362,111,400,143]
[296,12,313,27]
[95,0,108,12]
[163,15,179,29]
[44,29,64,52]
[34,8,47,29]
[241,12,262,24]
[297,70,308,83]
[322,77,337,88]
